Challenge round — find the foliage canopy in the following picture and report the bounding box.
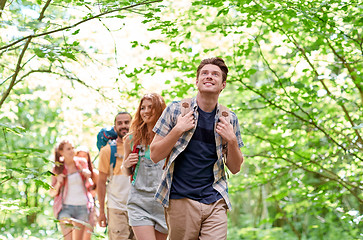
[1,0,362,239]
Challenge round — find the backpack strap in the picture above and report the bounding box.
[180,98,230,122]
[218,104,231,124]
[180,98,192,116]
[162,98,191,170]
[130,142,141,183]
[218,104,231,147]
[163,99,231,170]
[218,104,231,177]
[108,140,117,170]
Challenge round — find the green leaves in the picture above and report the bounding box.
[138,0,362,239]
[0,124,26,136]
[33,48,46,58]
[1,0,362,238]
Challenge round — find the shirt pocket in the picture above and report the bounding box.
[134,157,164,192]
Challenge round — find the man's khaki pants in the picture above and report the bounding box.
[107,208,135,240]
[165,198,228,240]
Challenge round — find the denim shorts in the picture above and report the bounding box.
[58,204,89,222]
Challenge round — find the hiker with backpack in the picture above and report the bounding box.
[121,93,168,240]
[50,139,94,240]
[150,57,244,239]
[97,112,135,240]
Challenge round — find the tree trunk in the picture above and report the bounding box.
[0,0,7,18]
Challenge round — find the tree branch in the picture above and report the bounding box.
[0,0,6,18]
[0,0,162,51]
[0,176,14,186]
[0,0,161,110]
[283,1,363,52]
[247,129,362,191]
[290,35,363,144]
[254,34,363,149]
[326,39,363,107]
[252,12,363,145]
[0,0,56,108]
[14,69,52,85]
[237,77,363,162]
[251,151,363,204]
[38,0,52,21]
[243,124,362,189]
[254,36,318,124]
[0,37,32,108]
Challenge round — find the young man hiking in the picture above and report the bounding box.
[150,57,244,240]
[98,112,135,239]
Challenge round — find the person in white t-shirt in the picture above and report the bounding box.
[98,112,135,240]
[50,139,94,240]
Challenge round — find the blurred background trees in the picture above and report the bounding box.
[1,0,361,239]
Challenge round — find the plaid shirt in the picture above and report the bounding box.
[153,97,244,209]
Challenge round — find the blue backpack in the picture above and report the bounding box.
[97,126,117,151]
[96,127,118,169]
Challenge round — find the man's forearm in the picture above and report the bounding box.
[97,175,108,227]
[225,138,244,174]
[150,127,184,163]
[151,111,196,163]
[98,185,106,213]
[98,172,108,214]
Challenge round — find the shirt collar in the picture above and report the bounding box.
[190,96,222,114]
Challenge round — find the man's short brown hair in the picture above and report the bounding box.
[197,57,229,82]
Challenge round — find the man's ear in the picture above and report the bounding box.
[220,81,226,92]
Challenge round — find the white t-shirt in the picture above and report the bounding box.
[98,143,131,210]
[63,172,88,205]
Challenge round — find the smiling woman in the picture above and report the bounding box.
[121,93,168,240]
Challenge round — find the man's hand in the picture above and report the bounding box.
[216,117,244,174]
[98,211,107,227]
[98,172,108,227]
[150,110,196,163]
[216,117,235,143]
[175,110,195,133]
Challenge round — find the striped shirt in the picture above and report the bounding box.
[152,97,244,209]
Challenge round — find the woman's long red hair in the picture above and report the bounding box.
[130,93,166,146]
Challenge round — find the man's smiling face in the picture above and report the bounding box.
[196,64,226,94]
